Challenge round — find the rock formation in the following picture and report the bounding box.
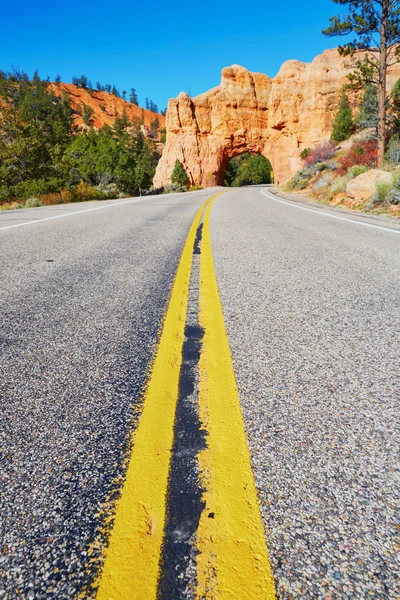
[153,49,400,187]
[50,83,165,135]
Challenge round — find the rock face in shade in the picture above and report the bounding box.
[153,49,400,187]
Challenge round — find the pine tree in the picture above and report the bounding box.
[129,88,138,104]
[331,89,355,143]
[357,84,379,133]
[171,159,188,189]
[149,117,159,137]
[323,0,400,166]
[390,79,400,134]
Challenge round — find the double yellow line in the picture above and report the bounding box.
[96,194,276,599]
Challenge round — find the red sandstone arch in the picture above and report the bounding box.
[153,50,400,189]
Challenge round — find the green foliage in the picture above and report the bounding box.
[331,89,355,143]
[82,104,94,125]
[348,164,368,178]
[0,70,161,203]
[375,180,393,206]
[357,84,378,132]
[390,166,400,203]
[390,79,400,134]
[386,134,400,165]
[300,148,310,160]
[72,75,92,89]
[328,174,350,199]
[129,88,138,104]
[171,160,188,189]
[65,125,158,194]
[287,167,313,190]
[223,153,272,187]
[150,117,160,138]
[323,0,400,86]
[25,196,42,208]
[323,0,400,166]
[145,98,158,113]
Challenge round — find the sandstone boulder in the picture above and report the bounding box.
[346,169,392,201]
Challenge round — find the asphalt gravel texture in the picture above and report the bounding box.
[0,191,215,599]
[211,187,400,599]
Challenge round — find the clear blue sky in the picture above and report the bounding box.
[2,0,345,112]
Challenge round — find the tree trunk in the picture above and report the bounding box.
[377,0,389,167]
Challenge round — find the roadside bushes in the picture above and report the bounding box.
[303,142,335,167]
[337,139,377,175]
[369,167,400,207]
[25,197,42,208]
[286,167,313,190]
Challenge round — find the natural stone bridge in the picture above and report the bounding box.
[153,49,400,188]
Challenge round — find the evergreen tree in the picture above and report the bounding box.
[149,100,158,113]
[145,97,150,110]
[122,90,126,100]
[171,159,188,189]
[357,84,379,133]
[390,79,400,134]
[55,74,61,84]
[331,89,355,143]
[129,88,138,104]
[323,0,400,166]
[150,117,159,137]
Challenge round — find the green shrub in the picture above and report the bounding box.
[375,180,393,206]
[13,178,65,200]
[188,185,203,191]
[25,197,42,208]
[328,174,350,199]
[348,165,369,178]
[300,148,311,160]
[296,178,310,189]
[314,162,329,172]
[288,167,313,189]
[163,183,183,194]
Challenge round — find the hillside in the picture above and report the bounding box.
[50,82,165,134]
[0,71,163,206]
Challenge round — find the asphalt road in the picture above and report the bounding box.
[1,187,399,599]
[0,190,216,598]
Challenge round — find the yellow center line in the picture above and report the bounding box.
[196,195,276,599]
[96,196,213,600]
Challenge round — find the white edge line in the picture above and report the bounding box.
[261,188,400,235]
[0,188,213,232]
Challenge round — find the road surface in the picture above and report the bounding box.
[1,187,399,599]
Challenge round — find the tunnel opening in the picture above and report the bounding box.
[222,153,273,187]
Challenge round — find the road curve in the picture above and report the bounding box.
[1,187,399,599]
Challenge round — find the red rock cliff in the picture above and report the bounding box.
[50,83,165,133]
[153,49,400,187]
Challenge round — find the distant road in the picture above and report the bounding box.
[1,187,399,599]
